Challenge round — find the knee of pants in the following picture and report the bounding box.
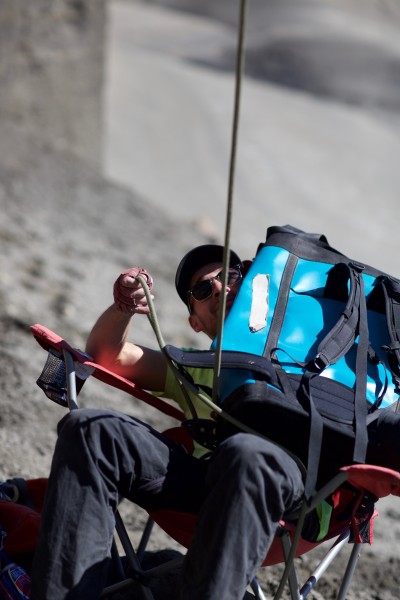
[218,432,284,460]
[214,433,299,481]
[56,408,111,447]
[209,433,304,515]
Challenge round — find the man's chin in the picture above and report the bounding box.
[211,303,233,321]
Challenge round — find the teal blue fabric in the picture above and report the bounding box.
[215,245,397,408]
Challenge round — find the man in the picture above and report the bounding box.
[30,244,305,600]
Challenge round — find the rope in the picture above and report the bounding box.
[212,0,249,403]
[135,0,251,416]
[135,6,316,595]
[139,0,250,406]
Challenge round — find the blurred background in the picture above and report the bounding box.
[1,2,400,595]
[105,0,400,272]
[2,0,400,286]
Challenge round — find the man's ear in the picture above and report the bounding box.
[241,259,253,277]
[189,314,203,333]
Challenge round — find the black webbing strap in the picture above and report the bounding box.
[370,276,400,391]
[163,345,279,388]
[310,262,366,370]
[322,262,369,463]
[263,253,298,360]
[297,372,324,499]
[299,262,369,497]
[352,274,369,463]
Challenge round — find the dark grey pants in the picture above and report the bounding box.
[30,408,304,600]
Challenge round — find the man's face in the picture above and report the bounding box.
[187,262,242,339]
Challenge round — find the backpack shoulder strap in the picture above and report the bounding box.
[309,261,367,371]
[299,261,370,497]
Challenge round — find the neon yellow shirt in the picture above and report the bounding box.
[162,363,215,421]
[157,359,215,457]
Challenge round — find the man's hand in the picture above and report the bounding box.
[113,268,154,315]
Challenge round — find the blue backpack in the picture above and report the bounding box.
[167,225,400,497]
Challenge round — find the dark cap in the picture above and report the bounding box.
[175,244,242,306]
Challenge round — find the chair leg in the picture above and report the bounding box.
[279,530,300,600]
[137,516,155,560]
[299,531,350,598]
[100,511,155,599]
[250,576,268,599]
[110,539,126,581]
[336,543,362,600]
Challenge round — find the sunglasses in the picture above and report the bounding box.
[187,265,243,312]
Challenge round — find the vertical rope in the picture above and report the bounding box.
[212,0,249,403]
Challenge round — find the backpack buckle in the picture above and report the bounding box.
[310,354,329,372]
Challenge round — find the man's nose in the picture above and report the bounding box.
[212,278,230,296]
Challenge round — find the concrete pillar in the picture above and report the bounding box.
[0,0,106,169]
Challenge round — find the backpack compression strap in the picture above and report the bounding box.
[368,275,400,394]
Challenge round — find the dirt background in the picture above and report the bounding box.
[1,0,400,597]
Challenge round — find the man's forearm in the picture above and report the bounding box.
[86,304,133,367]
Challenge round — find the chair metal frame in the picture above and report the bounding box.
[31,324,400,600]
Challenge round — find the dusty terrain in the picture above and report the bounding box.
[1,0,400,597]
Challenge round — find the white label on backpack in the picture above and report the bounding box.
[249,274,270,332]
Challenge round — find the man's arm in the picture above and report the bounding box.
[85,268,168,392]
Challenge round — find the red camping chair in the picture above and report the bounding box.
[30,324,400,600]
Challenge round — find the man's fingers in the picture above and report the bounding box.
[113,267,154,315]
